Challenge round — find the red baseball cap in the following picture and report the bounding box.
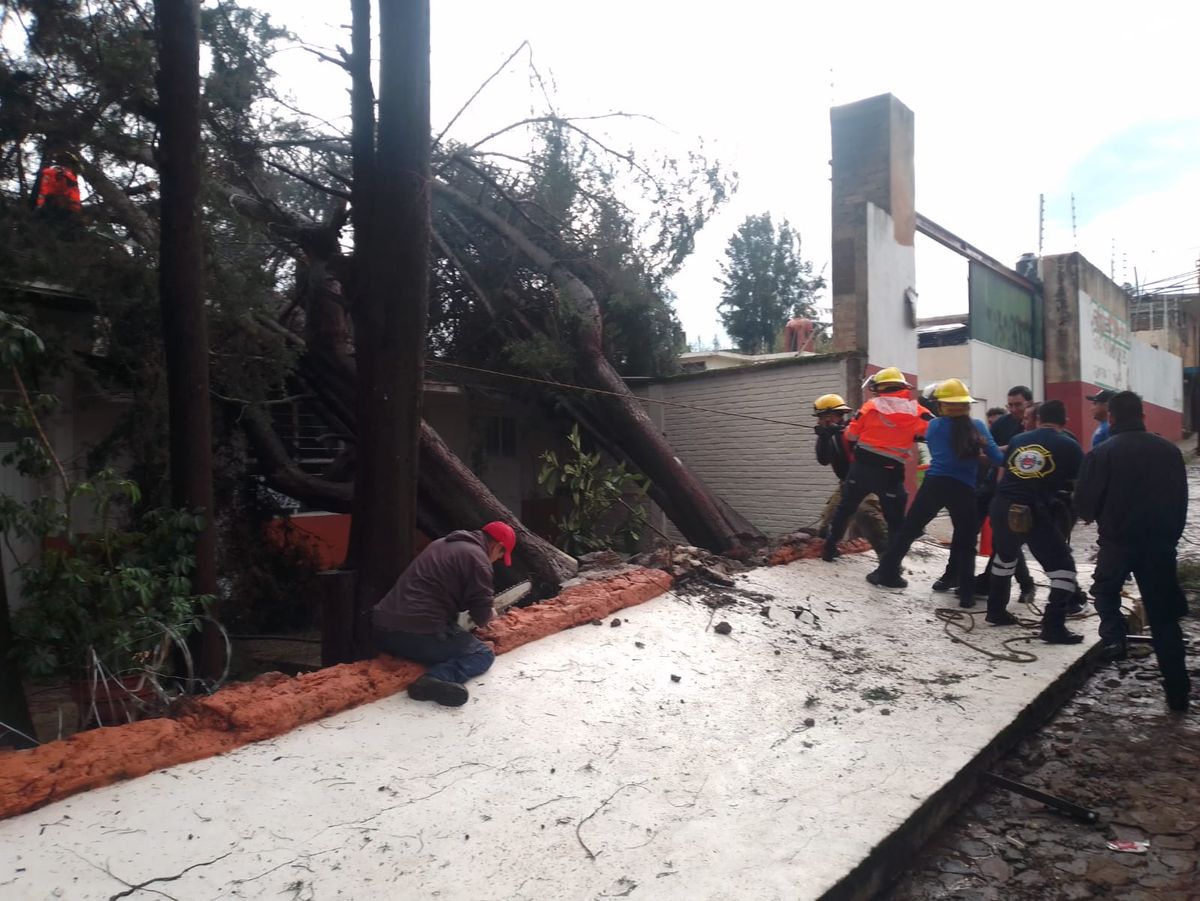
[481,521,516,566]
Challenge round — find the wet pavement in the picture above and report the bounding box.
[888,452,1200,901]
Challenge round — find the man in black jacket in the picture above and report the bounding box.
[373,522,516,707]
[1074,391,1190,713]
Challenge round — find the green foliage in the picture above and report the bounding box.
[537,425,650,556]
[3,470,211,680]
[716,212,825,355]
[1,317,211,683]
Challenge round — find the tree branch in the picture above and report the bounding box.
[239,405,354,513]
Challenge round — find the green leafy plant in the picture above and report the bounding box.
[537,425,651,556]
[1,312,215,724]
[6,473,211,681]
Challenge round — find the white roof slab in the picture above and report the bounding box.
[0,545,1100,900]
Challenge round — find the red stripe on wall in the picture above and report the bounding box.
[1045,381,1182,446]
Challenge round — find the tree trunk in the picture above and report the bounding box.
[0,567,37,750]
[434,182,764,555]
[295,349,576,594]
[342,0,432,658]
[154,0,220,679]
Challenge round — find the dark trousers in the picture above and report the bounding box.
[825,458,907,554]
[968,489,1034,594]
[1091,541,1190,693]
[877,476,978,603]
[375,624,496,684]
[987,498,1077,628]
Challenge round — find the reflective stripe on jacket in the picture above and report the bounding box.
[845,395,932,464]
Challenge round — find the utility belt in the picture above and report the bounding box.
[1002,497,1053,534]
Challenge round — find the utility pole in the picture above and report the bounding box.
[1038,194,1044,256]
[1070,194,1077,250]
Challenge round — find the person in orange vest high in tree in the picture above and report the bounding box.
[36,152,82,216]
[822,367,933,562]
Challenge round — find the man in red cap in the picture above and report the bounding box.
[372,521,517,706]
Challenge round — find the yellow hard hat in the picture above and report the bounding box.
[813,393,852,414]
[933,377,975,404]
[870,367,911,388]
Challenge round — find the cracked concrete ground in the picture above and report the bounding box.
[0,535,1103,900]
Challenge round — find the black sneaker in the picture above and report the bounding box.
[986,611,1020,626]
[866,570,907,589]
[931,579,956,593]
[1102,640,1129,661]
[1040,627,1084,645]
[408,674,469,707]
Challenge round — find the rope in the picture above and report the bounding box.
[934,588,1133,665]
[427,359,812,430]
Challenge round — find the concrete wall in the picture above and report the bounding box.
[635,353,861,538]
[1130,340,1184,439]
[970,341,1044,411]
[918,343,970,394]
[1042,252,1182,440]
[866,202,919,378]
[830,94,918,386]
[919,340,1044,418]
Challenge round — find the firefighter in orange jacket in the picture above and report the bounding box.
[822,368,933,562]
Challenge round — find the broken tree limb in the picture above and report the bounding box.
[434,180,764,555]
[239,321,577,595]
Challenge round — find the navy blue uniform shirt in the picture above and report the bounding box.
[996,427,1084,504]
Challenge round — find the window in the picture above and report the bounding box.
[483,416,516,457]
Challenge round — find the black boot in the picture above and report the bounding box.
[408,674,469,707]
[1040,624,1084,645]
[1102,639,1129,661]
[866,570,907,589]
[821,541,840,562]
[1165,679,1191,713]
[986,611,1020,626]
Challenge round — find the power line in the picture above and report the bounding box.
[427,359,813,429]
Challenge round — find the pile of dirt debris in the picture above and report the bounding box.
[614,531,872,586]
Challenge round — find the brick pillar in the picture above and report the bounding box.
[829,93,917,384]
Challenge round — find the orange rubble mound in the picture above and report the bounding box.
[0,567,672,821]
[768,536,871,566]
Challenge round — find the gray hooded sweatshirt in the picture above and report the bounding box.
[371,530,495,634]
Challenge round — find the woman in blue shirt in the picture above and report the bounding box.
[867,379,1004,608]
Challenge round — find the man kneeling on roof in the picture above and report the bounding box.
[373,521,517,707]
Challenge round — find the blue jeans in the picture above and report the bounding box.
[375,625,495,684]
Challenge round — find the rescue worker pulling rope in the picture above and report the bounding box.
[985,399,1085,644]
[812,393,887,555]
[821,367,933,563]
[866,379,1003,608]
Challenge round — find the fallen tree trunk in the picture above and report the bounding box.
[238,326,577,596]
[434,181,764,556]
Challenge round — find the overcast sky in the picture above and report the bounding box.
[252,0,1200,348]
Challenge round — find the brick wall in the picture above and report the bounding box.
[636,353,861,538]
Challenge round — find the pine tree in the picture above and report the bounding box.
[715,213,824,354]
